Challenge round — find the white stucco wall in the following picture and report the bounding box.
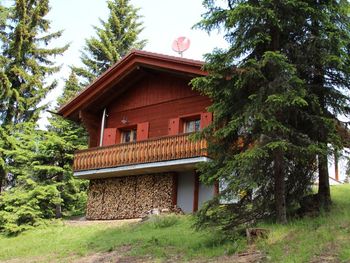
[328,148,349,184]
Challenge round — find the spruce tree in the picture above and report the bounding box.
[74,0,146,84]
[290,0,350,209]
[0,0,68,125]
[36,72,88,218]
[192,0,329,228]
[0,0,68,193]
[0,122,64,235]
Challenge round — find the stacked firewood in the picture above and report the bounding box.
[86,173,175,220]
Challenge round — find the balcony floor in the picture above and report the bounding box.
[74,156,211,179]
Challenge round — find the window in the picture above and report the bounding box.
[183,119,201,133]
[120,129,137,143]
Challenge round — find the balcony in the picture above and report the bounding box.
[73,133,209,179]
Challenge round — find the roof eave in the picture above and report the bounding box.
[58,50,206,119]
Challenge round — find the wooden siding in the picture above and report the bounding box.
[74,133,208,172]
[103,72,211,141]
[58,50,206,120]
[80,71,212,149]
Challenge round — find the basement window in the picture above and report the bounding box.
[120,128,137,143]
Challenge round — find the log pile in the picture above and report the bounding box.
[86,173,175,220]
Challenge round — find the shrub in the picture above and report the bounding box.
[0,184,60,236]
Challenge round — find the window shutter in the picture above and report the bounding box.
[200,112,213,129]
[137,122,149,141]
[102,128,117,146]
[168,118,180,135]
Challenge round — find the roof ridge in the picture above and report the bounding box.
[58,49,206,118]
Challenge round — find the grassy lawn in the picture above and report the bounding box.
[0,215,244,262]
[258,184,350,262]
[0,185,350,262]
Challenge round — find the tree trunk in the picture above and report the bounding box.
[55,173,63,219]
[274,150,287,224]
[55,195,62,219]
[318,154,331,210]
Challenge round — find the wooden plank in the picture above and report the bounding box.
[73,133,208,172]
[172,173,178,207]
[58,51,207,120]
[102,128,117,146]
[79,110,100,148]
[137,122,149,141]
[168,118,180,135]
[200,112,213,129]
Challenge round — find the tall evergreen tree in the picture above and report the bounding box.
[191,0,346,230]
[74,0,146,84]
[289,0,350,209]
[0,0,68,193]
[0,122,63,235]
[36,72,88,218]
[0,72,88,233]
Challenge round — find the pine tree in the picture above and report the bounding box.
[290,0,350,209]
[0,122,63,235]
[35,72,88,218]
[0,0,68,193]
[192,0,328,229]
[0,0,68,125]
[74,0,146,84]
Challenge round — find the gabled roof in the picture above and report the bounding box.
[58,50,206,120]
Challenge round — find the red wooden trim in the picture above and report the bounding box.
[168,118,180,135]
[200,112,213,129]
[193,171,199,212]
[58,50,207,119]
[178,112,202,120]
[79,110,100,148]
[136,122,149,141]
[75,132,198,153]
[102,128,117,146]
[172,173,178,207]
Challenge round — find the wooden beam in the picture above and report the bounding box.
[79,110,100,147]
[193,171,199,212]
[172,173,178,207]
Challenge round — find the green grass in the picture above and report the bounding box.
[0,215,245,262]
[1,185,350,262]
[258,184,350,262]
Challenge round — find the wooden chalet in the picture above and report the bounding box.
[58,50,216,219]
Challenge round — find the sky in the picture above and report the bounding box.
[40,0,228,122]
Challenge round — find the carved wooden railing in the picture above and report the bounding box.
[73,133,208,171]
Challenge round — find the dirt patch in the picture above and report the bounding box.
[310,242,340,263]
[64,217,141,227]
[2,256,47,263]
[71,245,153,263]
[190,246,266,263]
[72,251,152,263]
[2,242,264,263]
[72,249,265,263]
